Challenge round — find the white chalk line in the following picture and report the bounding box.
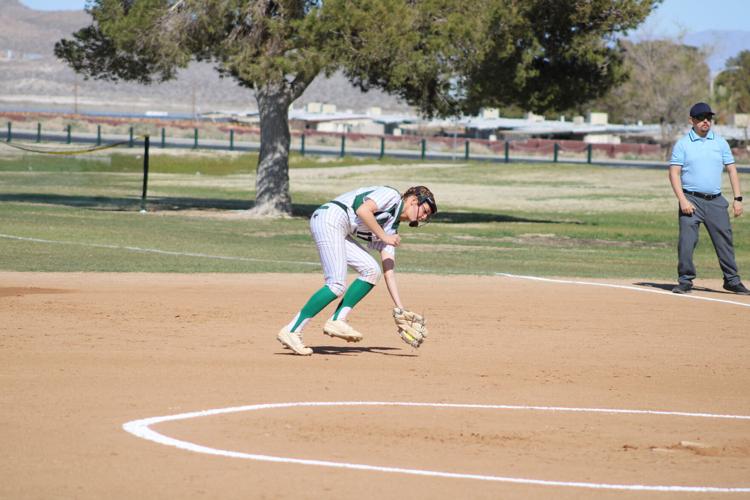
[496,272,750,308]
[0,233,320,267]
[7,232,749,306]
[123,401,750,493]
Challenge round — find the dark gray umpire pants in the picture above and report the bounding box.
[678,193,741,285]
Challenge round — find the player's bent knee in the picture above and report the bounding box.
[325,282,346,297]
[360,267,381,285]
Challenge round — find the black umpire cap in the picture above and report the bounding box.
[689,102,715,118]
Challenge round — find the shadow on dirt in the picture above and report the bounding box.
[276,345,417,357]
[634,282,727,294]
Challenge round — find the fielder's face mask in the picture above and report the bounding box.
[409,194,438,227]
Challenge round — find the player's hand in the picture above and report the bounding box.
[679,198,695,215]
[733,200,743,218]
[382,234,401,247]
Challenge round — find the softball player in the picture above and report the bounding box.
[277,185,437,355]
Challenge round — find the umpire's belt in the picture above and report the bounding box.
[683,190,721,200]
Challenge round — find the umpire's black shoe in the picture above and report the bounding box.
[723,281,750,295]
[672,282,693,294]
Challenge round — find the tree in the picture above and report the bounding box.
[592,38,710,155]
[56,0,656,216]
[461,0,657,115]
[714,50,750,116]
[594,39,710,125]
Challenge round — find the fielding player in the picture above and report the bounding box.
[277,185,437,355]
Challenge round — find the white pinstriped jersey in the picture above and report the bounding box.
[333,186,404,255]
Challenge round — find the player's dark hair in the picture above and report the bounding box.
[403,186,437,215]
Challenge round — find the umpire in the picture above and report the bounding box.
[669,102,750,295]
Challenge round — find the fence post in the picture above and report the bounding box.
[129,127,134,148]
[464,140,470,160]
[37,123,41,142]
[421,138,426,160]
[553,143,559,163]
[6,122,11,142]
[504,141,510,163]
[140,136,150,213]
[229,129,234,151]
[300,133,305,155]
[161,128,166,148]
[96,125,101,146]
[67,124,72,144]
[193,128,198,149]
[340,134,346,157]
[379,136,385,159]
[587,143,593,164]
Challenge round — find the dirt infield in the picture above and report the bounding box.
[2,272,749,499]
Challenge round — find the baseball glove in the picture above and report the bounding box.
[393,307,428,348]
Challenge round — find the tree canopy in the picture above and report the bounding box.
[593,38,710,126]
[714,50,750,117]
[56,0,657,216]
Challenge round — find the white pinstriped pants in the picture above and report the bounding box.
[309,204,381,296]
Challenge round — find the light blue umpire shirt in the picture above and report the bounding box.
[670,128,735,195]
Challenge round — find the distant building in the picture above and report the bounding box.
[733,114,750,128]
[587,112,609,126]
[202,104,662,145]
[461,111,655,143]
[480,108,499,119]
[583,134,621,144]
[305,102,323,113]
[321,103,337,114]
[290,107,384,135]
[525,111,545,122]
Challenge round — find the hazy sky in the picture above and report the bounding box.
[18,0,750,36]
[630,0,750,37]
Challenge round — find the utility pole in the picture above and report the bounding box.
[73,74,79,114]
[191,83,197,123]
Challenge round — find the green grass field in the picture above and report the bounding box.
[1,146,748,279]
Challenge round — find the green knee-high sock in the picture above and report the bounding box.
[291,286,338,331]
[332,279,374,320]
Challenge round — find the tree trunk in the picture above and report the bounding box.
[248,82,295,217]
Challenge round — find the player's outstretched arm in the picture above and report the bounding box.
[382,251,428,348]
[381,254,404,309]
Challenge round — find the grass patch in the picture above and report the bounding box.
[1,152,748,279]
[0,148,418,175]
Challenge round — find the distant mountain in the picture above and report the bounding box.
[0,0,89,55]
[686,30,750,73]
[0,0,410,115]
[2,0,748,116]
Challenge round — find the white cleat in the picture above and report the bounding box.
[277,327,313,355]
[323,319,364,343]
